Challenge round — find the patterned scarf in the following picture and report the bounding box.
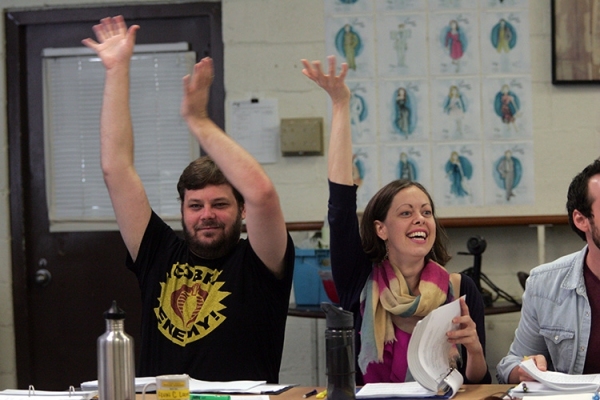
[357,259,454,380]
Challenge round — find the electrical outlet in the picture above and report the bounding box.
[280,118,323,156]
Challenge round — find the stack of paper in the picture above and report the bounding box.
[510,381,597,397]
[519,358,600,392]
[356,382,438,398]
[80,378,295,394]
[406,297,464,399]
[506,359,600,398]
[81,377,263,393]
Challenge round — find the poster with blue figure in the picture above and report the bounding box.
[429,0,478,11]
[352,145,379,210]
[394,87,413,136]
[433,143,483,207]
[376,0,426,12]
[481,11,530,74]
[493,150,522,201]
[490,18,517,52]
[347,81,376,144]
[325,0,373,15]
[326,16,375,79]
[379,143,432,192]
[398,152,418,181]
[335,24,363,71]
[480,0,529,10]
[494,84,520,130]
[379,79,429,142]
[484,142,534,205]
[352,153,366,187]
[483,76,532,140]
[445,151,472,197]
[351,91,367,126]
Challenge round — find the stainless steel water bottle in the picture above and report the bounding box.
[322,302,356,400]
[97,301,136,400]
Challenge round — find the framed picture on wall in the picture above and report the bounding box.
[552,0,600,84]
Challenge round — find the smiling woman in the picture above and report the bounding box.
[301,55,492,387]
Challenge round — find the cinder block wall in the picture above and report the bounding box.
[0,0,594,388]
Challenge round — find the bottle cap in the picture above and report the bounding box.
[104,300,126,320]
[321,302,353,329]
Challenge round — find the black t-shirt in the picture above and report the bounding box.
[127,211,295,383]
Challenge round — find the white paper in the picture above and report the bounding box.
[230,396,270,400]
[356,382,436,398]
[229,99,279,164]
[0,390,96,400]
[81,377,266,393]
[510,381,597,397]
[519,358,600,391]
[407,297,462,393]
[522,394,597,400]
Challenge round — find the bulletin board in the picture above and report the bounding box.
[318,0,577,225]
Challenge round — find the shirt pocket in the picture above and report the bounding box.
[540,327,575,371]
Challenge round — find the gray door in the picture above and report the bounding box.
[6,3,223,390]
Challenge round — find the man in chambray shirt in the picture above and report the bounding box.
[496,158,600,383]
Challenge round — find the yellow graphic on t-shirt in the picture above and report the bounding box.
[154,262,230,346]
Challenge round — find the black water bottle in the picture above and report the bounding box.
[321,302,355,400]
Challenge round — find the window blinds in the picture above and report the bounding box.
[42,44,198,231]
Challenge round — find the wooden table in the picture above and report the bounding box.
[289,301,521,318]
[137,384,516,400]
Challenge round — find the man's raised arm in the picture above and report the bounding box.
[180,58,288,276]
[82,16,152,261]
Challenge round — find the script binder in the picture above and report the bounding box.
[509,381,599,397]
[406,297,464,398]
[0,385,97,400]
[517,358,600,392]
[356,297,464,399]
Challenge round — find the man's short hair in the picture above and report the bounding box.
[567,158,600,241]
[177,156,244,207]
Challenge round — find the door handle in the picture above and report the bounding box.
[35,258,52,287]
[35,269,52,287]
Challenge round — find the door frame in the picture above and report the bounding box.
[5,2,224,388]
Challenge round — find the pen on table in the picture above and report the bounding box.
[303,389,317,398]
[316,389,327,399]
[190,394,231,400]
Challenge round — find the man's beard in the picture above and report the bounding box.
[182,211,243,259]
[590,217,600,251]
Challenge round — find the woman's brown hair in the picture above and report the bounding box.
[360,179,451,265]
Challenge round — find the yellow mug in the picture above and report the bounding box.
[142,374,190,400]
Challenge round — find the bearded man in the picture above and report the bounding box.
[497,158,600,383]
[83,16,294,383]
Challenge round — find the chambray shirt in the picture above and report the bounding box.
[496,245,591,383]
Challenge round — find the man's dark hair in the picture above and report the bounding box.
[360,179,451,265]
[177,156,244,207]
[567,159,600,241]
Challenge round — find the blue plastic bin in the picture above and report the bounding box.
[293,248,333,305]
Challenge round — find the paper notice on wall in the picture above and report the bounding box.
[229,99,279,164]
